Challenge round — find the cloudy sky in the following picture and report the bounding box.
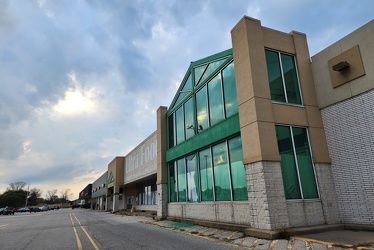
[0,0,373,199]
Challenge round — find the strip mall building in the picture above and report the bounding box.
[86,16,374,234]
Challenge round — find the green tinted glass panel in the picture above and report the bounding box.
[194,64,207,86]
[184,98,195,140]
[177,158,186,202]
[276,125,302,199]
[208,74,224,126]
[199,148,213,201]
[213,142,231,201]
[183,73,193,91]
[265,50,286,102]
[281,54,302,104]
[222,62,238,117]
[228,137,248,201]
[175,106,185,145]
[292,127,318,199]
[199,58,227,85]
[168,114,174,148]
[168,162,177,202]
[175,92,188,106]
[196,86,208,132]
[174,74,193,107]
[186,154,198,202]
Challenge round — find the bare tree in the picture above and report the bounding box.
[60,188,72,203]
[7,181,27,191]
[46,189,58,201]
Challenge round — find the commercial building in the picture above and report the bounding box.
[159,16,340,231]
[91,171,107,210]
[79,16,373,235]
[78,184,92,208]
[106,156,125,211]
[311,19,374,225]
[123,131,159,211]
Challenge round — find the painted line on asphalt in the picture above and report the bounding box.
[71,213,100,250]
[0,224,8,229]
[70,213,83,250]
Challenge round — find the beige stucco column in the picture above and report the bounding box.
[156,106,168,219]
[231,16,288,230]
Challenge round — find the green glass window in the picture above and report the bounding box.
[212,142,231,201]
[177,158,186,202]
[292,127,318,199]
[281,54,302,104]
[265,49,302,105]
[199,148,214,201]
[175,74,193,106]
[175,106,185,145]
[228,137,248,201]
[194,64,207,85]
[186,154,198,202]
[168,114,174,148]
[199,58,227,85]
[208,74,225,126]
[196,86,208,132]
[168,163,177,202]
[184,98,195,140]
[276,125,318,199]
[222,62,238,117]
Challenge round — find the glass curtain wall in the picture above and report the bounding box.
[168,60,238,147]
[168,136,248,202]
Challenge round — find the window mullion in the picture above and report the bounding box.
[206,84,211,127]
[175,161,179,202]
[185,157,188,202]
[278,53,288,103]
[290,126,304,199]
[219,70,226,120]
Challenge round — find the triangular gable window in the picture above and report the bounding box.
[194,58,227,86]
[174,73,193,108]
[194,64,207,86]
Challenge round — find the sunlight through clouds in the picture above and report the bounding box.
[53,73,97,116]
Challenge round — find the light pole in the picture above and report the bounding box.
[25,184,29,208]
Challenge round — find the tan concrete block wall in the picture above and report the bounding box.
[312,19,374,108]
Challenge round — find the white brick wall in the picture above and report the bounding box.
[157,184,168,218]
[321,90,374,224]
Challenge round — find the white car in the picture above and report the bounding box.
[39,206,48,211]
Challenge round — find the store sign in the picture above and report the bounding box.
[125,133,157,184]
[107,171,115,185]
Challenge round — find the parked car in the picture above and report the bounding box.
[39,206,48,211]
[0,208,5,215]
[1,207,15,215]
[18,207,30,212]
[29,207,41,213]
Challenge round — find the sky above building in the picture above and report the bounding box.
[0,0,373,200]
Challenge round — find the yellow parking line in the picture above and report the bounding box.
[70,213,83,250]
[72,213,100,250]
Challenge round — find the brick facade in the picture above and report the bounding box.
[321,90,374,224]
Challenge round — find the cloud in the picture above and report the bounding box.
[0,0,373,198]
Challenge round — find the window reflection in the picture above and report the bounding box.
[199,148,214,201]
[208,74,224,126]
[213,142,231,201]
[186,154,198,202]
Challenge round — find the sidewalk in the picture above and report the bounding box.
[140,219,374,250]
